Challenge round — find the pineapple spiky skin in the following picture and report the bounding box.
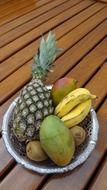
[13,79,54,142]
[12,32,62,145]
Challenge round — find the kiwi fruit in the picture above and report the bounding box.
[70,126,86,146]
[26,141,48,161]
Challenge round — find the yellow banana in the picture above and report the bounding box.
[55,88,96,117]
[61,99,91,128]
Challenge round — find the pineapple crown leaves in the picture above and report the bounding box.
[32,32,63,81]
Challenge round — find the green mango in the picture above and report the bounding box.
[40,115,75,166]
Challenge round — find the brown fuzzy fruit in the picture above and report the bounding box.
[70,126,86,146]
[26,141,48,161]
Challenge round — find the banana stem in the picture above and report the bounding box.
[91,95,97,99]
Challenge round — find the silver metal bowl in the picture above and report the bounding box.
[2,88,99,174]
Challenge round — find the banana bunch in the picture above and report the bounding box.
[55,88,96,128]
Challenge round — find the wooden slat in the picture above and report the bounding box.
[57,8,107,50]
[0,21,107,104]
[0,0,27,12]
[0,47,107,177]
[0,21,106,130]
[0,165,47,190]
[0,91,21,129]
[0,0,34,19]
[47,21,107,83]
[85,63,107,109]
[89,158,107,190]
[1,94,107,189]
[0,61,32,104]
[0,60,107,187]
[0,0,11,6]
[41,99,107,190]
[0,0,86,48]
[0,0,69,36]
[0,6,106,81]
[0,139,14,178]
[0,0,97,61]
[1,39,106,111]
[66,38,107,87]
[0,0,53,26]
[0,1,107,189]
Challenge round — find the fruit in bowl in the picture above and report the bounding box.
[40,115,75,166]
[12,32,62,143]
[51,77,77,106]
[70,126,86,146]
[9,32,97,167]
[26,141,48,162]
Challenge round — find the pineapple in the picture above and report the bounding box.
[12,32,62,142]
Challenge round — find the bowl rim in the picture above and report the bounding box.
[2,96,99,174]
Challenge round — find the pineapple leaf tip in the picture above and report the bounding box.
[32,31,63,81]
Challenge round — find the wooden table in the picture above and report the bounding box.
[0,0,107,189]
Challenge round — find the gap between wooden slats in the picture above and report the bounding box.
[0,0,53,18]
[0,20,107,104]
[0,0,37,19]
[0,0,29,13]
[66,39,107,88]
[0,20,106,128]
[0,48,107,182]
[0,92,107,189]
[0,0,54,26]
[0,0,86,47]
[88,157,107,190]
[0,139,15,179]
[0,0,71,36]
[0,4,106,81]
[0,164,48,190]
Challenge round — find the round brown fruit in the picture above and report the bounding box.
[26,141,48,161]
[70,126,86,146]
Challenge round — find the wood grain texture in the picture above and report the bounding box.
[89,158,107,190]
[0,1,107,189]
[97,0,107,3]
[0,22,107,104]
[67,38,107,87]
[0,165,47,190]
[0,0,86,48]
[0,0,27,12]
[85,63,107,109]
[0,0,34,19]
[0,21,106,130]
[0,61,32,104]
[58,6,107,50]
[0,0,11,6]
[1,59,107,190]
[1,1,105,56]
[0,139,14,178]
[47,21,107,83]
[0,0,69,36]
[0,91,21,130]
[0,46,107,176]
[0,0,53,26]
[1,5,106,81]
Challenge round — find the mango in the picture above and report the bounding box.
[51,77,77,106]
[26,141,48,161]
[70,126,86,146]
[40,115,75,166]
